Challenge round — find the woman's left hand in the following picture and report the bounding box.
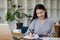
[43,34,48,37]
[43,33,49,37]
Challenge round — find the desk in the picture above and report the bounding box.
[12,32,59,40]
[0,38,9,40]
[12,32,25,37]
[12,32,25,40]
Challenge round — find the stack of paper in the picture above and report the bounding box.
[24,34,39,39]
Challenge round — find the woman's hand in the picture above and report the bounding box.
[43,34,48,37]
[43,33,49,37]
[28,32,34,37]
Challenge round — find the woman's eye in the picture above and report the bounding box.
[41,12,43,13]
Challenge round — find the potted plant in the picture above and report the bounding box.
[6,4,32,30]
[14,10,32,29]
[6,4,18,31]
[14,10,23,29]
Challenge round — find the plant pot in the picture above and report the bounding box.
[8,21,17,32]
[16,23,23,29]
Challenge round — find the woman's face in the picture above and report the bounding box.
[36,9,45,19]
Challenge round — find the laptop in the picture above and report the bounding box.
[0,24,13,40]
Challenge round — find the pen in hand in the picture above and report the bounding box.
[28,29,34,37]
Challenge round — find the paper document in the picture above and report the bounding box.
[24,34,39,39]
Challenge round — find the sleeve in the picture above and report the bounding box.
[48,20,55,37]
[25,20,35,35]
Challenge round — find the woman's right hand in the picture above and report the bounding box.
[28,32,34,37]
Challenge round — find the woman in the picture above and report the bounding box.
[26,4,55,37]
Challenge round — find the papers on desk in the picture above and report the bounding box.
[24,35,60,40]
[39,37,60,40]
[24,34,39,39]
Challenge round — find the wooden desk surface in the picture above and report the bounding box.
[12,32,25,37]
[0,38,9,40]
[12,32,25,40]
[12,33,59,40]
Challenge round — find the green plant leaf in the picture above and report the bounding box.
[14,10,21,18]
[6,12,15,21]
